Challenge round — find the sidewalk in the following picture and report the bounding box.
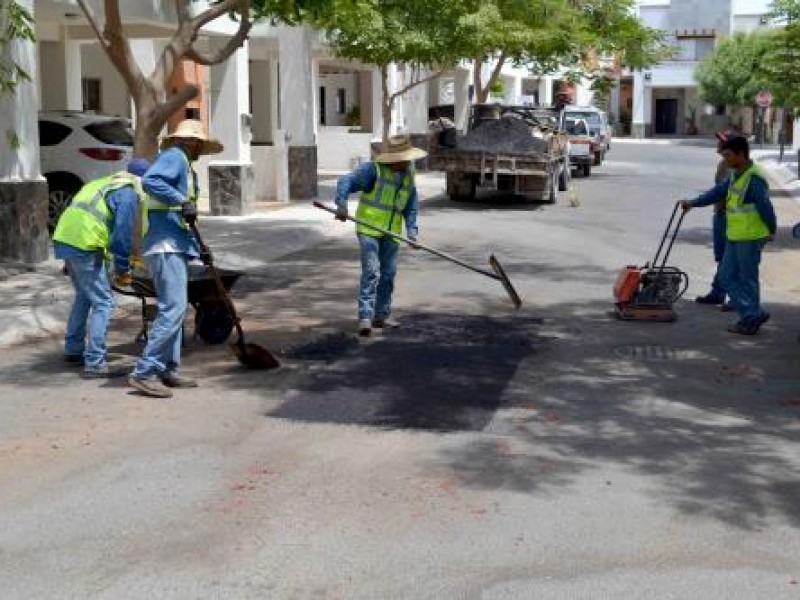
[753,148,800,198]
[0,173,446,350]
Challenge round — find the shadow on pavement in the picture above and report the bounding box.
[431,297,800,530]
[265,312,546,432]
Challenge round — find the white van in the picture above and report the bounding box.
[560,106,609,166]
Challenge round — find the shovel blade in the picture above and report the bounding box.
[489,254,522,309]
[232,341,281,370]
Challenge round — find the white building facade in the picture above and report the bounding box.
[629,0,774,138]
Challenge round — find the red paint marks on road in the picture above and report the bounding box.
[780,397,800,407]
[544,410,560,423]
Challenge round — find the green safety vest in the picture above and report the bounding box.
[356,164,413,239]
[52,173,141,255]
[143,149,197,236]
[726,164,771,242]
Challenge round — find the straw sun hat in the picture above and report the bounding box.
[161,119,224,155]
[376,134,428,164]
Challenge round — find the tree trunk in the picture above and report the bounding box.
[133,97,161,158]
[380,64,392,146]
[473,59,489,104]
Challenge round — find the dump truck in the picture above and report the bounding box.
[428,104,570,203]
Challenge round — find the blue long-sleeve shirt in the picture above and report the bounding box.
[335,162,419,239]
[54,185,139,273]
[141,146,200,257]
[691,165,777,236]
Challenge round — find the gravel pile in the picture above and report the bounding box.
[457,117,551,155]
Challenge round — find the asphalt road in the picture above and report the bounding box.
[2,142,800,599]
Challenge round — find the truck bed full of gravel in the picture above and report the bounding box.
[456,117,551,156]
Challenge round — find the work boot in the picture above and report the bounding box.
[81,364,129,379]
[128,375,173,398]
[720,302,735,312]
[358,319,372,337]
[695,294,724,305]
[727,321,759,336]
[64,354,84,366]
[160,373,198,388]
[372,317,400,329]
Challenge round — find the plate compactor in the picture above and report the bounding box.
[614,202,690,322]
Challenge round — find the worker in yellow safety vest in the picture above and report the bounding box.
[681,136,776,335]
[334,135,426,337]
[52,158,151,376]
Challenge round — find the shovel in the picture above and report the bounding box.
[189,221,280,370]
[313,202,522,309]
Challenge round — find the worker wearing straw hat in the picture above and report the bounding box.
[129,119,223,398]
[334,134,426,337]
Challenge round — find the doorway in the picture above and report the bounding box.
[655,98,678,135]
[319,86,327,126]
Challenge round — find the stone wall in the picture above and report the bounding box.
[288,146,318,199]
[208,164,255,216]
[0,181,49,263]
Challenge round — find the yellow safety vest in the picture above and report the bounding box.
[355,164,413,239]
[726,164,771,242]
[52,173,141,255]
[143,148,197,236]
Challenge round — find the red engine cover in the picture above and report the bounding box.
[614,266,642,303]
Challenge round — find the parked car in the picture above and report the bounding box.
[560,106,609,166]
[39,111,134,231]
[564,117,595,178]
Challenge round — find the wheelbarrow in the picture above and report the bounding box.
[113,264,244,345]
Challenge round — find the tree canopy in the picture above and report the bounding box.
[695,31,773,107]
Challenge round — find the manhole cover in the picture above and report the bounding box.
[613,345,678,362]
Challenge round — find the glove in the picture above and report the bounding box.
[335,205,348,222]
[181,201,198,225]
[113,272,133,287]
[200,250,213,265]
[679,200,693,212]
[407,237,421,250]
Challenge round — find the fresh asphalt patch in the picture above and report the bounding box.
[268,313,547,432]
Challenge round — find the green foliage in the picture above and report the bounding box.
[760,1,800,108]
[695,32,774,107]
[0,1,35,96]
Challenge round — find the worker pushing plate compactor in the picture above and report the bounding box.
[613,202,690,322]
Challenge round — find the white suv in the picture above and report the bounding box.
[39,111,134,230]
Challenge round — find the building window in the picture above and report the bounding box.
[82,78,102,113]
[337,88,347,114]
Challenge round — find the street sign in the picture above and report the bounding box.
[756,90,773,108]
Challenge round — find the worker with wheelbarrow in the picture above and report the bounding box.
[128,120,223,398]
[334,134,426,337]
[53,158,151,377]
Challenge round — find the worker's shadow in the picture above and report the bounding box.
[266,312,546,432]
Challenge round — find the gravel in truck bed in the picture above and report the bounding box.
[456,117,551,155]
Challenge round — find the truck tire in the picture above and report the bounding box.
[447,172,476,202]
[594,150,603,166]
[545,170,558,204]
[558,162,569,191]
[582,162,592,178]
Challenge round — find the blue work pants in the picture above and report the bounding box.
[358,234,399,321]
[717,239,767,323]
[64,253,114,370]
[132,253,188,379]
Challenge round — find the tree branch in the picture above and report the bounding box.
[192,0,246,31]
[175,0,191,25]
[75,0,109,49]
[153,84,199,124]
[390,67,445,101]
[184,17,252,66]
[487,50,507,93]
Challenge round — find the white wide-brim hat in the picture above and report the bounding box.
[375,134,427,163]
[161,119,224,155]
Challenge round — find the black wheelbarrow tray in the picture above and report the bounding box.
[113,264,244,345]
